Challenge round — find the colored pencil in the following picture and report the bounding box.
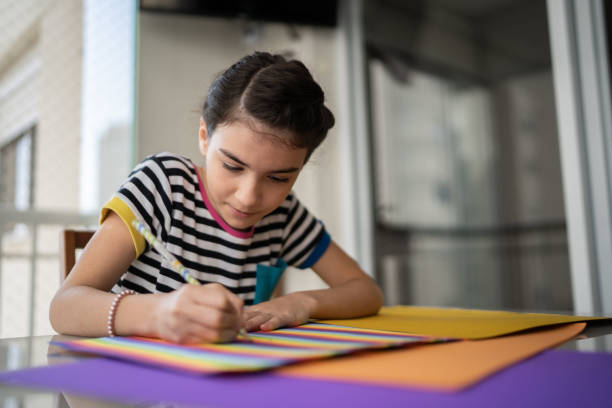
[131,219,251,341]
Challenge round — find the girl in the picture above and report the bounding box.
[50,52,383,344]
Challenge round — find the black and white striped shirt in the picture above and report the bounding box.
[102,153,330,305]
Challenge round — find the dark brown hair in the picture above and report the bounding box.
[202,52,335,161]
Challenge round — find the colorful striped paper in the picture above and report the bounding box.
[52,323,442,374]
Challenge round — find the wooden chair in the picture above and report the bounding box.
[59,229,96,283]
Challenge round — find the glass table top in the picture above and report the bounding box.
[0,321,611,408]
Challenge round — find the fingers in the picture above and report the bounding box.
[260,316,282,331]
[198,283,246,333]
[244,310,284,331]
[196,283,246,333]
[161,320,238,344]
[191,283,244,316]
[178,299,240,330]
[243,295,311,332]
[156,283,246,343]
[244,312,271,331]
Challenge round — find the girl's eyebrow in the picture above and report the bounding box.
[219,148,300,174]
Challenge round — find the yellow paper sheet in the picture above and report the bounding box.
[279,322,586,391]
[319,305,609,339]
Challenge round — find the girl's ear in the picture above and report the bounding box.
[198,117,208,156]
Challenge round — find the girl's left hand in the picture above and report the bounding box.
[243,293,316,331]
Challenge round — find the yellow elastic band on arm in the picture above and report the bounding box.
[100,197,146,257]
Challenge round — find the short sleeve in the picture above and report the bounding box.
[99,155,174,256]
[100,197,146,256]
[280,194,331,269]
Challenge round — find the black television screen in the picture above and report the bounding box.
[140,0,338,27]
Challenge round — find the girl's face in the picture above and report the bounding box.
[198,118,308,231]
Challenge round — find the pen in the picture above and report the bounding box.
[131,219,252,342]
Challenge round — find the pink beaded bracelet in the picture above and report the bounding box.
[107,290,135,337]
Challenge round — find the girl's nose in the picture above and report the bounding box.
[235,177,260,208]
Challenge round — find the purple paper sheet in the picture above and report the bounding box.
[1,349,611,407]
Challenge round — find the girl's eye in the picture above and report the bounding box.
[222,163,241,172]
[269,176,290,183]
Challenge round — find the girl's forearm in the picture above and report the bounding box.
[294,278,383,320]
[49,286,159,338]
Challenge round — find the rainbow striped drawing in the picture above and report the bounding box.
[52,323,444,374]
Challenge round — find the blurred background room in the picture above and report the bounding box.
[1,0,612,345]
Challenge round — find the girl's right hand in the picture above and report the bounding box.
[153,283,244,344]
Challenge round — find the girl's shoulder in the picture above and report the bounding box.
[135,152,197,177]
[141,152,193,167]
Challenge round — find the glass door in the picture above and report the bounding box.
[367,0,571,311]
